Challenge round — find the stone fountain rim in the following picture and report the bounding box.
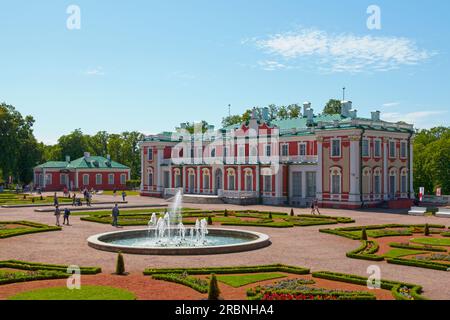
[87,228,271,255]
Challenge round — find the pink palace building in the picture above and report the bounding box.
[139,101,415,209]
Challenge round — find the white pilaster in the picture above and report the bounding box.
[349,138,361,202]
[316,139,323,200]
[383,140,389,200]
[409,141,415,199]
[238,166,242,192]
[256,166,260,197]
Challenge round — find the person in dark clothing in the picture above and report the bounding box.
[121,191,127,202]
[112,204,120,227]
[53,192,59,206]
[63,208,71,225]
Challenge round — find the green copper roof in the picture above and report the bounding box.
[36,156,129,170]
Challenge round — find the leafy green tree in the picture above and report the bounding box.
[287,104,301,118]
[57,129,89,161]
[277,106,289,120]
[323,99,342,115]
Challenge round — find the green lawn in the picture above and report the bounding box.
[215,273,287,287]
[410,238,450,247]
[0,194,72,206]
[0,221,61,238]
[383,249,427,259]
[9,285,136,300]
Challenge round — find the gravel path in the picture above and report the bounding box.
[0,193,449,300]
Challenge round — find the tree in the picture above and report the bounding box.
[361,227,368,240]
[115,252,126,275]
[57,129,89,161]
[287,104,301,119]
[323,99,342,115]
[277,106,289,120]
[208,274,221,300]
[185,121,210,134]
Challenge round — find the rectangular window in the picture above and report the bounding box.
[238,145,245,162]
[45,174,52,186]
[400,141,407,158]
[306,172,317,197]
[175,174,181,188]
[331,175,340,194]
[374,140,381,158]
[389,175,396,197]
[108,174,114,185]
[120,174,127,185]
[362,139,370,157]
[331,139,341,157]
[265,145,271,157]
[263,175,272,192]
[147,148,153,161]
[245,174,253,191]
[292,172,302,197]
[60,174,67,186]
[83,174,89,185]
[299,143,307,156]
[281,144,289,157]
[96,174,102,185]
[389,141,396,158]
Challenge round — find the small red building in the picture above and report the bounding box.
[33,153,131,191]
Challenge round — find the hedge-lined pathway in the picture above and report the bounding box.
[0,193,449,299]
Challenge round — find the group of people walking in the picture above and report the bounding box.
[54,205,71,227]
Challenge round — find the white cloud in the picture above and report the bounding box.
[258,60,289,71]
[382,110,447,128]
[252,28,434,73]
[381,102,401,108]
[85,67,104,76]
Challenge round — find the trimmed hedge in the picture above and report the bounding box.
[0,221,61,239]
[312,271,427,300]
[152,273,208,293]
[0,260,102,274]
[389,242,447,252]
[144,264,310,276]
[346,240,383,261]
[386,258,450,272]
[248,288,376,300]
[0,270,68,285]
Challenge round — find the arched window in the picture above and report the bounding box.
[210,148,216,158]
[227,168,236,191]
[147,168,154,187]
[330,167,342,195]
[188,168,196,193]
[362,167,372,199]
[400,168,408,195]
[373,167,382,196]
[244,168,253,191]
[389,168,398,198]
[202,168,210,191]
[173,168,181,188]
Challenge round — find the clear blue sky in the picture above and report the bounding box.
[0,0,449,144]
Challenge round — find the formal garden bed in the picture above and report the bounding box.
[320,224,450,271]
[143,264,426,300]
[8,285,136,300]
[79,209,354,228]
[0,193,72,206]
[0,260,101,285]
[0,221,61,238]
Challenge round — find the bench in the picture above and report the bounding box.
[436,208,450,218]
[408,206,426,216]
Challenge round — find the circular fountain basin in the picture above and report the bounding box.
[87,228,271,255]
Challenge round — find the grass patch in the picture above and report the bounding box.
[8,285,136,300]
[0,193,72,206]
[383,249,427,259]
[0,221,61,239]
[101,190,140,196]
[410,238,450,247]
[216,273,286,288]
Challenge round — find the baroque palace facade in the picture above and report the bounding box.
[140,101,415,209]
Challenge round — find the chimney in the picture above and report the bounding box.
[305,108,314,121]
[83,152,91,159]
[371,111,381,121]
[349,109,357,119]
[303,102,311,116]
[65,155,70,162]
[341,101,352,117]
[107,154,111,161]
[262,107,270,121]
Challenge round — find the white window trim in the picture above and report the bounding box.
[96,174,102,185]
[147,148,153,161]
[120,173,127,185]
[298,142,307,156]
[389,140,397,159]
[400,141,408,159]
[108,174,115,185]
[362,138,370,157]
[264,144,272,157]
[373,139,382,158]
[330,138,342,158]
[281,143,289,157]
[83,174,89,186]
